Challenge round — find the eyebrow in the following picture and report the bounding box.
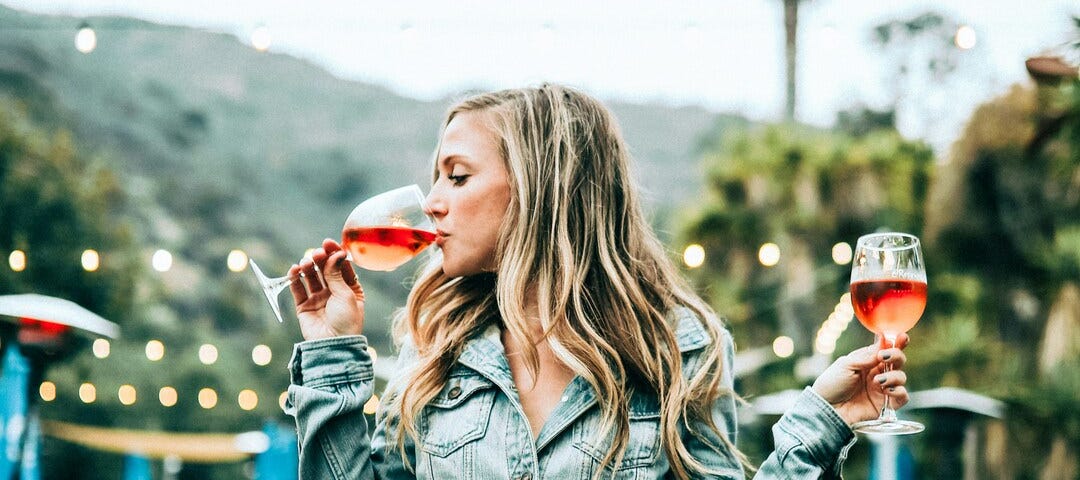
[437,153,471,169]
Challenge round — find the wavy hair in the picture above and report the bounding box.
[386,84,744,478]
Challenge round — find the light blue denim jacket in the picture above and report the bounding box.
[285,310,857,479]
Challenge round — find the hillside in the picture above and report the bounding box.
[0,4,742,343]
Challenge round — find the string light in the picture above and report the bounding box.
[683,244,706,268]
[40,382,57,402]
[118,385,137,405]
[9,250,26,272]
[198,344,219,365]
[146,340,165,361]
[955,25,977,50]
[152,249,173,272]
[279,391,288,411]
[79,383,97,403]
[251,25,272,52]
[227,250,249,272]
[367,346,378,364]
[758,243,781,267]
[238,390,259,411]
[81,249,100,271]
[92,339,110,358]
[772,336,795,358]
[75,23,97,53]
[252,345,272,366]
[159,387,178,407]
[199,388,218,409]
[831,242,853,265]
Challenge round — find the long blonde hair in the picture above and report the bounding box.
[388,84,740,477]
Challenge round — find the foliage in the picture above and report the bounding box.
[679,76,1080,476]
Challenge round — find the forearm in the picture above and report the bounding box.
[286,335,376,479]
[754,388,856,479]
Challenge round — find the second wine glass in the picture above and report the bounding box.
[849,232,927,435]
[250,184,436,323]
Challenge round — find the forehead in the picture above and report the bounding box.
[438,111,501,166]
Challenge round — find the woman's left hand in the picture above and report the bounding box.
[811,334,911,426]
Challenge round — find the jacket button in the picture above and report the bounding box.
[447,386,462,399]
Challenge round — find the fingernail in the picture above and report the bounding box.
[881,353,892,361]
[888,387,896,392]
[877,375,887,384]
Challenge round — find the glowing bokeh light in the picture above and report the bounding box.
[9,250,26,272]
[199,344,219,365]
[758,243,781,267]
[146,340,165,361]
[832,242,853,265]
[152,249,173,272]
[159,387,178,407]
[227,249,249,272]
[199,388,218,409]
[75,26,97,53]
[118,385,137,405]
[955,25,977,50]
[92,338,110,359]
[40,382,56,402]
[252,345,272,366]
[683,244,706,268]
[79,383,97,403]
[81,249,100,271]
[238,389,259,411]
[772,336,795,358]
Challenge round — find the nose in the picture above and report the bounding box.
[424,185,446,219]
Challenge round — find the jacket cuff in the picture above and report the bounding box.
[288,335,373,389]
[773,387,857,470]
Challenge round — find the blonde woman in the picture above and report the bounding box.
[285,84,911,479]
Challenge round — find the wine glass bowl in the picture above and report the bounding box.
[849,232,926,435]
[250,184,435,323]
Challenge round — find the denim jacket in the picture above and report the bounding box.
[286,310,857,479]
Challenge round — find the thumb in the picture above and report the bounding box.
[842,342,882,370]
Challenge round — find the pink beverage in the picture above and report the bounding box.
[341,226,435,271]
[850,279,927,336]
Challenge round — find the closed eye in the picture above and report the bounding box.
[447,174,469,186]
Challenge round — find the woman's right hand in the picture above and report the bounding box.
[289,238,365,340]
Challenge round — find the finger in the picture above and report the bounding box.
[324,251,363,296]
[873,370,908,389]
[894,333,910,349]
[287,264,308,304]
[885,385,910,408]
[322,238,343,255]
[879,348,907,369]
[300,258,324,294]
[842,343,882,370]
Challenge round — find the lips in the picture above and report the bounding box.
[435,230,448,247]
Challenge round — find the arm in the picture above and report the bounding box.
[284,239,417,478]
[285,335,418,479]
[682,330,853,479]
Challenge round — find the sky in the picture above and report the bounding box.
[3,0,1078,152]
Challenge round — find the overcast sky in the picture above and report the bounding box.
[4,1,1078,151]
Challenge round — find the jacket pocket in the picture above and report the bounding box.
[571,404,662,471]
[419,373,497,458]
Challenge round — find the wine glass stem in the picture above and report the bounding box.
[879,334,898,422]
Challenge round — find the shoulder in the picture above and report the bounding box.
[669,306,736,379]
[669,305,734,354]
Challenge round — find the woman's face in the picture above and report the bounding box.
[425,111,512,278]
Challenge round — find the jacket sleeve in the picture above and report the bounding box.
[285,335,418,479]
[683,329,857,479]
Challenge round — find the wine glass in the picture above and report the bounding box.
[250,184,436,323]
[849,232,927,435]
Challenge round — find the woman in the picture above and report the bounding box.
[284,84,911,479]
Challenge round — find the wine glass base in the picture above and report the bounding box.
[851,419,924,435]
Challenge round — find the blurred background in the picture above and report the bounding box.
[0,1,1077,478]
